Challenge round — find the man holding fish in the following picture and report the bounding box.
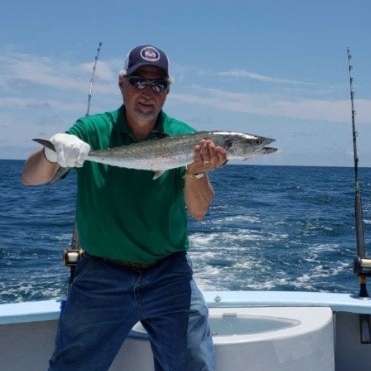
[22,45,275,371]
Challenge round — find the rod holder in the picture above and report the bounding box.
[353,257,371,277]
[63,249,84,267]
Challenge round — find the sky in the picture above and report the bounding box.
[1,0,371,167]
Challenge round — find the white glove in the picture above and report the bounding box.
[44,133,90,168]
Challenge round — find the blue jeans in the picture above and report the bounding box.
[48,252,215,371]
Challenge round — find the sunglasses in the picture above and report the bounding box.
[127,75,169,93]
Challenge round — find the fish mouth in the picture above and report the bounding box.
[260,146,278,154]
[256,137,275,147]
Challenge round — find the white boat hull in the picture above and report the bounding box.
[1,291,371,371]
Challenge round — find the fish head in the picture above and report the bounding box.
[221,132,275,159]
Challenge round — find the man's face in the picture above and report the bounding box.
[120,66,169,123]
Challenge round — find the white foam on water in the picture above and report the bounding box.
[189,230,289,249]
[0,280,64,303]
[210,214,262,225]
[190,236,354,292]
[55,233,76,242]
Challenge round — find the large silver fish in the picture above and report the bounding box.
[34,131,277,180]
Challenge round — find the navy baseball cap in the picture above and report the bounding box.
[124,45,169,77]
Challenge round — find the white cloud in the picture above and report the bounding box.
[0,51,120,94]
[217,69,314,85]
[171,85,371,124]
[2,50,362,126]
[0,97,85,113]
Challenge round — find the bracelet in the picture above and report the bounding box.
[185,168,205,179]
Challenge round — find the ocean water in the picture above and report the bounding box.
[1,160,371,304]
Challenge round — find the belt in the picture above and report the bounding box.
[89,254,162,270]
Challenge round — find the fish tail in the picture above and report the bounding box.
[33,138,56,152]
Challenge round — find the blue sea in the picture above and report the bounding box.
[1,160,371,304]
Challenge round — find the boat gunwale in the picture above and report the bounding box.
[1,291,371,325]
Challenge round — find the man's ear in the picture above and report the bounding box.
[118,74,125,88]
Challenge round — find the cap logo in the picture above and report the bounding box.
[140,46,160,62]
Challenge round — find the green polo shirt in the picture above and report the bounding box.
[67,105,195,263]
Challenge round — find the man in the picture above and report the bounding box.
[22,45,227,371]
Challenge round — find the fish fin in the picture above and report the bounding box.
[152,170,166,180]
[33,138,56,152]
[47,167,71,184]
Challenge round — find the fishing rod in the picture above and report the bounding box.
[347,48,371,288]
[347,48,371,344]
[86,42,102,117]
[63,42,103,287]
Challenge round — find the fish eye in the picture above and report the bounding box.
[254,139,262,146]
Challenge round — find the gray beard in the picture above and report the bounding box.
[132,108,158,122]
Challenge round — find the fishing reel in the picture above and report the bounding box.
[353,257,371,277]
[63,248,84,267]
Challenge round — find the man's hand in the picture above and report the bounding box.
[44,133,90,168]
[186,139,227,175]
